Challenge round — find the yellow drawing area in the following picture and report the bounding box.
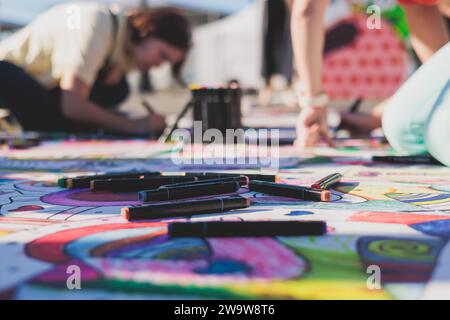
[335,183,441,201]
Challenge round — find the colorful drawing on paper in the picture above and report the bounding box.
[1,139,450,299]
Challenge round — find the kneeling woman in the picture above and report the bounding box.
[382,42,450,166]
[0,2,191,134]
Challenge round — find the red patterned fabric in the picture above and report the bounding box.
[322,15,409,99]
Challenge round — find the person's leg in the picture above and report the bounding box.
[339,111,382,135]
[89,75,130,109]
[424,79,450,166]
[382,42,450,156]
[0,61,70,131]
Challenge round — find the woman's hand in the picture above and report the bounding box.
[131,114,167,135]
[295,107,334,148]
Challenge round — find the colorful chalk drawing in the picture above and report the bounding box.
[357,237,446,283]
[2,220,393,299]
[410,220,450,238]
[386,193,450,212]
[17,221,308,299]
[0,140,178,160]
[1,139,450,299]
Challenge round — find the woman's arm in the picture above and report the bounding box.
[291,0,332,147]
[291,0,329,97]
[60,72,165,134]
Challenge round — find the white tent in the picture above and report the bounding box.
[0,0,252,25]
[1,0,355,89]
[186,0,352,89]
[188,0,265,88]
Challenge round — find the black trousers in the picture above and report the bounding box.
[0,61,129,132]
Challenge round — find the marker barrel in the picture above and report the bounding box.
[311,173,343,190]
[372,155,440,165]
[248,180,330,202]
[63,171,160,189]
[186,172,278,182]
[90,176,197,191]
[122,196,250,221]
[139,181,241,202]
[168,221,327,237]
[162,176,249,188]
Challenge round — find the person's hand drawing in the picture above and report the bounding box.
[295,107,334,148]
[132,113,167,135]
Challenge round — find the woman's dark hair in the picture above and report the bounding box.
[127,7,192,82]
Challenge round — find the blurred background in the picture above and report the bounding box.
[1,0,444,131]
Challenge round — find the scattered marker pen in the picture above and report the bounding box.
[185,172,279,182]
[90,176,197,192]
[161,176,249,188]
[372,155,441,165]
[60,171,160,189]
[248,180,331,202]
[122,196,250,221]
[168,221,327,237]
[311,173,343,190]
[139,181,241,202]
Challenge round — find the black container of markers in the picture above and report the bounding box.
[192,86,242,137]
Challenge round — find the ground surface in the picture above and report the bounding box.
[0,138,449,300]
